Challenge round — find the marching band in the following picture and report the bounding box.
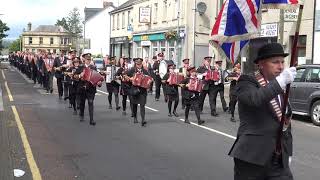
[8,50,240,127]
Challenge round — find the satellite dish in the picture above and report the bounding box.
[197,2,207,15]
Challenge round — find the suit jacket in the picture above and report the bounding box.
[53,56,67,78]
[228,74,293,168]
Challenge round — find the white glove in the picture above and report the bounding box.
[276,67,297,89]
[197,74,203,79]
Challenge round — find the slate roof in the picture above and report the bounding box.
[32,25,68,33]
[84,8,104,21]
[110,0,139,13]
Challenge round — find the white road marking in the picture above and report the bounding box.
[97,90,159,112]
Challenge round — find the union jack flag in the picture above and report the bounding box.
[212,40,249,65]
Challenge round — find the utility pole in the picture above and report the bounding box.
[192,0,197,66]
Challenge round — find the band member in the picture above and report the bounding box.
[229,43,296,180]
[44,53,55,93]
[214,59,228,113]
[127,57,151,127]
[78,53,102,126]
[53,50,67,99]
[162,63,180,117]
[64,50,77,101]
[197,56,218,116]
[180,67,205,125]
[152,53,162,101]
[67,57,82,115]
[31,54,38,84]
[179,58,190,109]
[116,58,132,115]
[103,56,121,110]
[227,63,241,122]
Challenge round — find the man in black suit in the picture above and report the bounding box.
[53,50,67,99]
[228,43,296,180]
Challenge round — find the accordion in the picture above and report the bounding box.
[205,70,220,81]
[188,78,203,92]
[132,73,153,89]
[105,66,119,83]
[82,67,105,86]
[168,73,184,85]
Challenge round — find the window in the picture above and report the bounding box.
[136,42,142,58]
[173,0,179,19]
[50,37,54,45]
[168,40,176,61]
[117,14,120,30]
[122,12,125,29]
[39,37,43,44]
[29,37,32,44]
[153,3,158,23]
[127,11,131,25]
[291,35,307,65]
[152,41,159,56]
[60,37,63,44]
[64,38,69,45]
[160,40,166,58]
[294,68,306,82]
[163,1,167,21]
[305,68,320,83]
[113,15,115,30]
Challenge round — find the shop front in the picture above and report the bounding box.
[110,36,132,58]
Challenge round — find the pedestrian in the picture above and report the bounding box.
[228,43,296,180]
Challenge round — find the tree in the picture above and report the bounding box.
[9,38,21,52]
[66,8,83,38]
[55,17,69,32]
[0,20,10,51]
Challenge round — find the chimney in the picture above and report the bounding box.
[27,22,32,31]
[103,1,114,8]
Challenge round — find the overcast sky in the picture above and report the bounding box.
[0,0,125,40]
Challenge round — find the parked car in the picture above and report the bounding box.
[289,64,320,126]
[93,58,104,71]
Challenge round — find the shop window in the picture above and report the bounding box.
[136,42,142,58]
[160,40,166,58]
[152,41,159,56]
[168,41,176,61]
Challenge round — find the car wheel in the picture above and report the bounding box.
[311,100,320,126]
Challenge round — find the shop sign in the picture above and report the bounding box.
[133,33,165,42]
[141,41,151,46]
[139,7,151,23]
[284,8,299,22]
[110,36,128,44]
[260,23,278,37]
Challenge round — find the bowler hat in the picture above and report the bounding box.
[81,53,92,58]
[182,58,190,63]
[133,57,143,62]
[69,49,77,54]
[254,43,289,63]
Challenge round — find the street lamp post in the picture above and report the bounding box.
[193,0,197,66]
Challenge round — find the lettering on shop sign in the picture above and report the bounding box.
[141,35,149,41]
[284,9,299,22]
[260,23,278,37]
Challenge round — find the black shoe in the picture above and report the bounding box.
[90,121,96,126]
[108,105,112,109]
[223,107,229,112]
[173,111,179,117]
[141,121,147,127]
[50,89,53,94]
[184,119,190,124]
[131,114,134,117]
[80,116,84,122]
[198,120,205,125]
[64,96,69,101]
[168,113,172,117]
[116,106,121,111]
[230,117,236,122]
[134,118,138,123]
[211,112,219,117]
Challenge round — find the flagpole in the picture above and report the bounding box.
[277,4,304,153]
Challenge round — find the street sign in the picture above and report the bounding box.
[260,23,278,37]
[284,8,299,22]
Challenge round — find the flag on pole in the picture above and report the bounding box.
[212,40,249,64]
[210,0,262,43]
[262,0,304,9]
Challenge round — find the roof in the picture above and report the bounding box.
[109,0,139,14]
[32,25,68,33]
[84,8,104,21]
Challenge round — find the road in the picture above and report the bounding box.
[1,63,320,180]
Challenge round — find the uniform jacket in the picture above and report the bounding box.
[228,74,293,168]
[197,65,214,90]
[53,56,67,78]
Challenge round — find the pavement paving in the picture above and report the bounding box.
[1,63,320,180]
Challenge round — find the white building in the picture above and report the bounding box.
[84,3,115,56]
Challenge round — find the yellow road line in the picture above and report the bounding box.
[11,106,42,180]
[4,81,13,101]
[1,69,6,80]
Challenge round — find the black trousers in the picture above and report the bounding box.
[185,99,201,121]
[132,104,145,122]
[215,83,227,110]
[69,83,78,111]
[155,77,162,99]
[56,77,64,97]
[229,95,237,117]
[234,158,293,180]
[199,88,216,113]
[64,82,69,98]
[79,89,95,122]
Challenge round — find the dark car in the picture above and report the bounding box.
[289,64,320,126]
